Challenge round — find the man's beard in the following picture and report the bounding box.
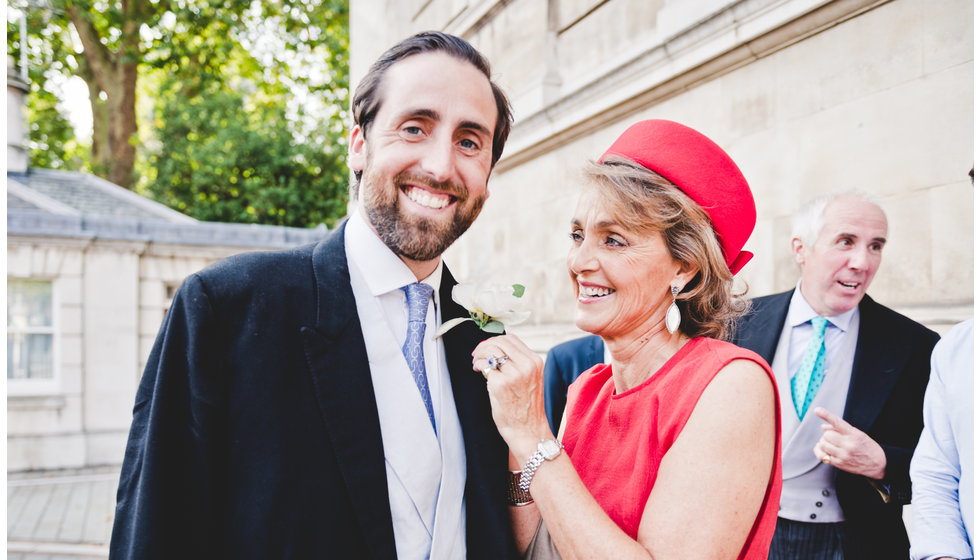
[361,168,487,262]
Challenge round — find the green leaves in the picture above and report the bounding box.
[141,76,348,227]
[139,0,351,227]
[8,0,350,228]
[7,8,92,173]
[481,321,506,334]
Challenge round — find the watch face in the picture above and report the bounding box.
[539,439,562,460]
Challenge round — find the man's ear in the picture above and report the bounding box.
[349,125,366,172]
[791,237,806,265]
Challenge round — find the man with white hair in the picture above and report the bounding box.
[732,193,939,559]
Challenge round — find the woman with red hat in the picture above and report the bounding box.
[473,120,782,559]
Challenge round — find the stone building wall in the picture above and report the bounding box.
[351,0,973,348]
[7,236,291,472]
[136,246,242,376]
[8,240,89,471]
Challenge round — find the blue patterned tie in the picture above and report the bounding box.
[401,283,436,432]
[790,316,830,420]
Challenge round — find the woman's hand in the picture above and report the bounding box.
[472,334,553,460]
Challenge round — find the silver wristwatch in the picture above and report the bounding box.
[518,438,564,492]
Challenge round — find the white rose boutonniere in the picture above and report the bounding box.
[433,282,530,338]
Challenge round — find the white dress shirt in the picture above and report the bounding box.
[774,284,860,523]
[346,211,447,428]
[345,211,467,559]
[909,318,974,560]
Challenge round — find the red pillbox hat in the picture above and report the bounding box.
[599,119,756,274]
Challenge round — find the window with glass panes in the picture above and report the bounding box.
[7,279,55,381]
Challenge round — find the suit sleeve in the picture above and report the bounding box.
[875,328,940,505]
[109,274,225,559]
[877,446,914,504]
[542,347,567,435]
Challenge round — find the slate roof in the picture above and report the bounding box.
[7,168,329,248]
[7,189,42,211]
[8,169,197,222]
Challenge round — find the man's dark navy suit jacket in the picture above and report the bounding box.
[109,223,515,559]
[731,290,938,559]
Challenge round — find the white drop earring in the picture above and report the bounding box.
[666,285,681,334]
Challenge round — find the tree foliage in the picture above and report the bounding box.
[6,0,350,228]
[7,11,91,171]
[140,1,350,228]
[144,74,349,227]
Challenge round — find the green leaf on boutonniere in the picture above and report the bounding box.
[432,281,531,340]
[482,320,505,334]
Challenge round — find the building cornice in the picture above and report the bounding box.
[493,0,889,172]
[7,210,329,249]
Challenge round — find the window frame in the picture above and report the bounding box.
[7,277,60,396]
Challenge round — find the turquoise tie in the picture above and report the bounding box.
[401,283,436,432]
[790,316,830,420]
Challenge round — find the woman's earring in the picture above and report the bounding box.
[666,285,681,334]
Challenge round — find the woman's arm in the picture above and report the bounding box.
[509,408,573,555]
[476,336,776,559]
[475,335,657,559]
[636,358,776,558]
[533,358,775,560]
[508,451,543,554]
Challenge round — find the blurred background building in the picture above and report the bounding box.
[5,1,972,555]
[7,58,327,472]
[351,0,973,350]
[7,0,973,473]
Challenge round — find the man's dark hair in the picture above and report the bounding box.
[350,31,513,194]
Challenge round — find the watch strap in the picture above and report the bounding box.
[518,439,564,492]
[506,471,534,506]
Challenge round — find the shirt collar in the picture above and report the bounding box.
[788,281,858,332]
[346,210,444,297]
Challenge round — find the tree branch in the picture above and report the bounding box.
[65,2,114,93]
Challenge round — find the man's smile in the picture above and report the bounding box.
[402,184,454,210]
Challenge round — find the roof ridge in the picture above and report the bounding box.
[7,176,82,215]
[10,169,197,223]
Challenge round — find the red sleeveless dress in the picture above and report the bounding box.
[562,337,782,559]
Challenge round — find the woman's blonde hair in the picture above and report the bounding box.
[583,157,747,340]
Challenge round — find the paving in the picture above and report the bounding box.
[7,467,119,559]
[5,464,918,559]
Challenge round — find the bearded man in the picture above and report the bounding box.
[110,31,515,560]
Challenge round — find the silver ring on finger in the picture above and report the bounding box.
[488,353,510,369]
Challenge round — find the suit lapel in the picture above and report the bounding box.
[842,296,907,432]
[440,268,491,464]
[350,258,442,535]
[589,335,605,365]
[736,291,793,362]
[300,224,397,560]
[439,268,511,559]
[439,268,492,445]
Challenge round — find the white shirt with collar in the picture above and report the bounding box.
[345,211,467,559]
[909,318,974,560]
[773,283,860,523]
